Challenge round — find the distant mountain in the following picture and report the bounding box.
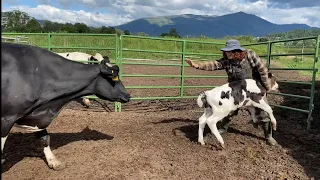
[115,12,318,38]
[36,19,46,25]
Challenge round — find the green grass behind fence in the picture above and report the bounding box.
[2,33,319,78]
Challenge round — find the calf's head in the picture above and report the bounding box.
[95,59,131,103]
[267,72,278,91]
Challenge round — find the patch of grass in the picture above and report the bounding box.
[271,56,319,77]
[2,33,318,79]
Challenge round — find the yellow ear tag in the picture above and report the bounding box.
[111,70,114,73]
[112,76,119,81]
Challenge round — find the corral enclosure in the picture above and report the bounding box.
[1,33,320,179]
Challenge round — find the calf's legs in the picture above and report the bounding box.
[207,115,227,149]
[198,107,212,145]
[34,129,65,170]
[198,108,229,148]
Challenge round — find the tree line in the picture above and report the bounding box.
[256,29,320,47]
[2,10,183,38]
[2,10,134,36]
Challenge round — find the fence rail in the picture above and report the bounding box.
[2,33,319,129]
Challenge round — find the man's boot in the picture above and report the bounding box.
[262,120,277,146]
[218,117,232,134]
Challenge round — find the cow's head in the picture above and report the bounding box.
[267,72,278,91]
[89,53,107,64]
[93,53,104,61]
[95,58,131,103]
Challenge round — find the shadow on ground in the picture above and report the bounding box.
[271,80,320,178]
[1,127,114,173]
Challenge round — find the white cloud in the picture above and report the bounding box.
[3,5,133,27]
[260,6,320,27]
[3,0,320,28]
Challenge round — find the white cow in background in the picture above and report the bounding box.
[55,52,105,64]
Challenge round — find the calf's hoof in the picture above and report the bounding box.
[220,144,225,149]
[48,159,66,171]
[273,124,277,131]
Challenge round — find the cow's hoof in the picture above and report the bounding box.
[198,141,205,146]
[82,99,91,107]
[48,160,66,171]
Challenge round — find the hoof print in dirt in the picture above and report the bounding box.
[207,144,226,151]
[172,129,183,137]
[253,123,259,129]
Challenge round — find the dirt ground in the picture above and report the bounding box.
[2,62,320,180]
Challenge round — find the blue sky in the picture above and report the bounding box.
[2,0,320,28]
[2,0,107,13]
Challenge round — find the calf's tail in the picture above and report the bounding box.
[197,91,208,108]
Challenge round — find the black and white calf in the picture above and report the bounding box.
[196,72,278,148]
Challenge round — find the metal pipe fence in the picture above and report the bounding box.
[2,33,319,129]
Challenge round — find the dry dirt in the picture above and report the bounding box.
[2,63,320,180]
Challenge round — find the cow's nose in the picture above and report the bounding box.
[119,93,131,103]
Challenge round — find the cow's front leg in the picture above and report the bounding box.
[34,129,65,170]
[1,135,8,164]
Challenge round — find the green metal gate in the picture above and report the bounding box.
[117,34,319,129]
[242,36,319,129]
[2,33,319,129]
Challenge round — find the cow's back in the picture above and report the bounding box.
[1,43,43,118]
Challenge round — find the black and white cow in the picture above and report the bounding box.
[55,52,110,107]
[1,42,131,170]
[55,52,108,65]
[196,72,278,148]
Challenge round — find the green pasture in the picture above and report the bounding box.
[1,33,319,78]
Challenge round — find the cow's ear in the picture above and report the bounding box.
[100,64,119,80]
[100,59,112,67]
[103,56,110,63]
